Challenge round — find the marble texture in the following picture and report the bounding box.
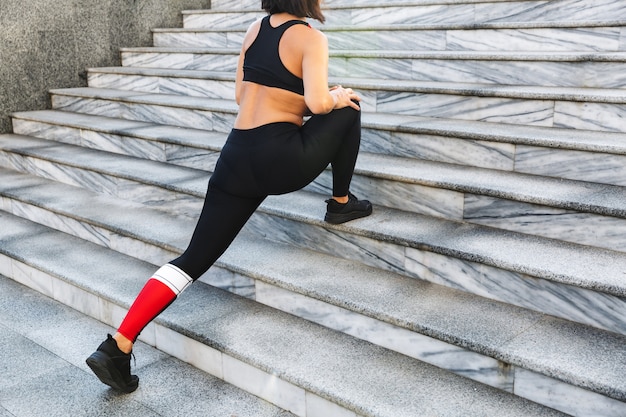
[209,0,259,10]
[555,101,626,133]
[121,49,239,72]
[198,265,256,298]
[514,367,626,417]
[50,92,234,133]
[361,127,516,170]
[446,27,621,52]
[465,195,626,253]
[477,0,626,23]
[183,11,264,29]
[153,30,245,49]
[88,71,236,100]
[515,145,626,187]
[409,57,626,88]
[404,247,626,336]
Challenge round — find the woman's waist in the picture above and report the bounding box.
[226,121,301,145]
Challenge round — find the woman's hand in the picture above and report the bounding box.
[329,85,361,111]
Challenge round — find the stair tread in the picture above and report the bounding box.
[0,211,566,417]
[0,274,298,417]
[1,167,625,401]
[1,136,625,296]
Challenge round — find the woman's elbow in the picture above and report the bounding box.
[306,97,334,115]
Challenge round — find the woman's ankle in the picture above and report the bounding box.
[332,195,349,204]
[113,332,134,354]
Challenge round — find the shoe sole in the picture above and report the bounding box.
[86,351,139,393]
[324,205,373,224]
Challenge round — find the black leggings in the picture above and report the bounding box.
[170,105,361,280]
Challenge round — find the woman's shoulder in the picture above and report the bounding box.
[289,22,327,47]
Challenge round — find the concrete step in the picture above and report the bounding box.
[13,107,626,190]
[0,212,570,417]
[11,106,626,254]
[0,137,625,340]
[153,21,626,53]
[183,0,626,28]
[0,274,297,417]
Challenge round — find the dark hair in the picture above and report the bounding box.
[262,0,325,23]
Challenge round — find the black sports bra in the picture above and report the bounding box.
[243,15,310,96]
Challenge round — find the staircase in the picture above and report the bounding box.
[1,0,625,415]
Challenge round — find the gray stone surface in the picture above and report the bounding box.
[0,0,211,133]
[0,275,295,417]
[0,211,568,416]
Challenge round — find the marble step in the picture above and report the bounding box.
[119,46,626,88]
[183,0,626,28]
[13,108,626,190]
[51,82,626,142]
[154,22,626,53]
[1,135,625,339]
[0,170,624,416]
[0,212,572,417]
[0,275,298,417]
[116,47,626,88]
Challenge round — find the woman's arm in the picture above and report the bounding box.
[302,29,361,114]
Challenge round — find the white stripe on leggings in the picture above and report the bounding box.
[152,264,193,295]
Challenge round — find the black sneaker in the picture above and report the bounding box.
[86,334,139,393]
[324,192,373,224]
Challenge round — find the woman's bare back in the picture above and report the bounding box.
[234,13,330,129]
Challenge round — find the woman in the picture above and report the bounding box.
[86,0,372,392]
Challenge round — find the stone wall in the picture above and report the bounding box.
[0,0,211,133]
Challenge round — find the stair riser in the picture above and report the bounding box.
[155,26,623,52]
[209,0,259,9]
[12,118,222,171]
[1,195,622,417]
[121,50,626,88]
[50,93,237,133]
[2,147,622,338]
[185,0,626,28]
[52,87,626,147]
[13,118,626,254]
